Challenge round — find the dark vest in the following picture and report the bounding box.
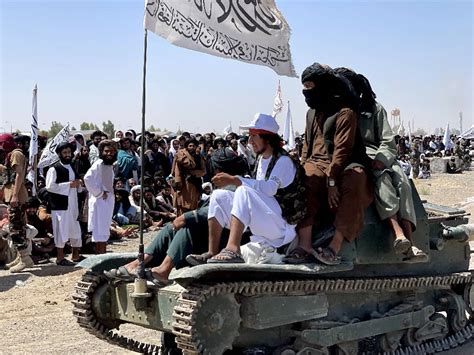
[49,162,78,211]
[252,150,307,225]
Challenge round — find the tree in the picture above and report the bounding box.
[80,122,91,130]
[102,120,115,138]
[147,125,157,132]
[48,121,64,137]
[71,126,77,131]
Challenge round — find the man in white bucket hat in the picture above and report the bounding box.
[186,113,300,264]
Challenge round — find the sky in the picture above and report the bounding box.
[1,0,472,135]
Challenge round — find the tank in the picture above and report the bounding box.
[72,184,474,354]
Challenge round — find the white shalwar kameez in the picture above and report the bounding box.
[209,155,297,262]
[45,163,82,248]
[84,159,115,242]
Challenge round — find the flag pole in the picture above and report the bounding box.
[138,29,148,282]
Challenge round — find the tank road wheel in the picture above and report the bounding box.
[192,293,240,354]
[463,282,474,316]
[377,330,404,352]
[401,328,421,347]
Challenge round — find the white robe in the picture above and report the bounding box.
[46,163,82,248]
[208,155,297,250]
[84,159,115,242]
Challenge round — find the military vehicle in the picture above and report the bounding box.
[72,187,474,354]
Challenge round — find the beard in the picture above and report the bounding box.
[60,157,72,165]
[101,155,117,165]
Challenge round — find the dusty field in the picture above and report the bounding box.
[1,169,473,354]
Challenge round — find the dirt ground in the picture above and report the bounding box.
[1,169,473,354]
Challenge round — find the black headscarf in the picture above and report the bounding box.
[334,67,376,112]
[209,148,249,177]
[301,63,358,114]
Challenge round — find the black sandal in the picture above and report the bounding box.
[282,247,316,264]
[144,269,170,287]
[314,247,342,265]
[207,248,245,264]
[186,252,214,266]
[56,259,76,266]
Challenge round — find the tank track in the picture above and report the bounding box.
[72,271,163,355]
[172,272,474,354]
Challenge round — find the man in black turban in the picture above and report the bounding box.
[284,63,373,265]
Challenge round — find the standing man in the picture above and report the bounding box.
[285,63,373,265]
[46,142,84,265]
[172,139,206,215]
[3,135,34,272]
[88,130,103,165]
[84,140,117,254]
[116,137,138,185]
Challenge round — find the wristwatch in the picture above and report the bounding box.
[328,178,336,187]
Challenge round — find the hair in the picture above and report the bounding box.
[13,135,30,144]
[258,133,284,152]
[91,130,103,140]
[119,137,132,147]
[98,139,117,154]
[184,138,199,148]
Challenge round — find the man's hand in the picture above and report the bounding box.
[372,159,386,170]
[328,186,340,210]
[102,191,108,200]
[70,179,81,188]
[172,215,186,231]
[10,195,19,208]
[211,173,240,188]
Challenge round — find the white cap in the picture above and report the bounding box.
[240,113,280,134]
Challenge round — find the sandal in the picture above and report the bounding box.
[72,255,87,263]
[56,258,76,266]
[314,247,342,265]
[186,252,214,266]
[403,246,429,263]
[207,248,245,264]
[282,247,316,264]
[104,266,137,281]
[144,269,170,287]
[393,237,412,255]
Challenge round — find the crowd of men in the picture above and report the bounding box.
[0,62,472,280]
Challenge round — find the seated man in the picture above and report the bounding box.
[143,187,176,223]
[334,67,427,261]
[188,113,305,264]
[113,188,139,226]
[285,63,373,265]
[105,148,249,284]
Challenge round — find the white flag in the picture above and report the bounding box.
[223,121,233,135]
[443,123,453,150]
[271,80,283,117]
[27,85,39,195]
[144,0,297,77]
[283,101,295,150]
[38,124,70,169]
[407,120,412,147]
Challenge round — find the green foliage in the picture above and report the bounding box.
[102,120,115,139]
[48,121,64,137]
[79,122,100,131]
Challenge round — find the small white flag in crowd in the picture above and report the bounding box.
[38,123,70,169]
[271,80,283,118]
[443,123,453,150]
[27,84,39,195]
[283,101,295,150]
[144,0,297,77]
[223,121,233,135]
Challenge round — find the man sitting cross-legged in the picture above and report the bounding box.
[104,148,250,285]
[187,113,305,264]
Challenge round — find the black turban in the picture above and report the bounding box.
[209,148,249,177]
[55,141,74,155]
[301,63,334,84]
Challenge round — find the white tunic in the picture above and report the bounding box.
[84,159,115,242]
[46,163,82,248]
[209,155,297,249]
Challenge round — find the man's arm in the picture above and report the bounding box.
[10,151,25,206]
[326,108,358,180]
[373,104,397,168]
